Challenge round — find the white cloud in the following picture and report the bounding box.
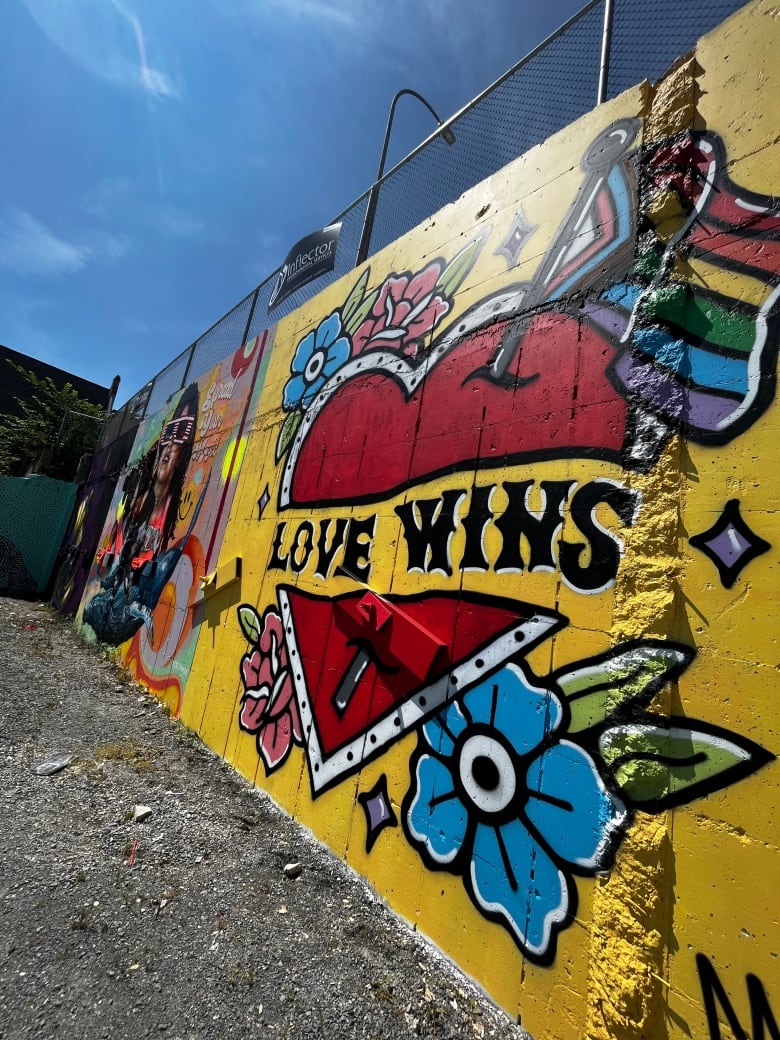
[22,0,181,100]
[121,314,191,338]
[265,0,361,30]
[81,176,136,217]
[155,206,206,240]
[83,228,131,260]
[232,0,364,38]
[139,64,179,100]
[0,209,129,279]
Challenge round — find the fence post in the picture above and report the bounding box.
[239,289,260,347]
[597,0,615,104]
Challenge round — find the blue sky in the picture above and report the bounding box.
[1,0,587,406]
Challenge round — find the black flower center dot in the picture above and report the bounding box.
[472,755,500,791]
[458,733,517,816]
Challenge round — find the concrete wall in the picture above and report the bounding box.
[76,3,779,1036]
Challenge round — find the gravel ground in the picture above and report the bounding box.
[0,598,531,1040]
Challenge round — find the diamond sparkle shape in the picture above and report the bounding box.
[357,775,397,853]
[494,210,537,268]
[257,484,270,521]
[689,499,770,588]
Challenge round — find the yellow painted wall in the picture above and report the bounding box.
[79,3,780,1036]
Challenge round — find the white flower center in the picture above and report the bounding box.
[304,349,326,383]
[458,733,517,815]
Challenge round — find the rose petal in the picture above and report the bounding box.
[241,650,261,688]
[407,297,449,341]
[259,609,287,668]
[352,319,378,354]
[239,691,269,733]
[265,672,294,719]
[384,276,409,308]
[242,650,274,691]
[258,712,293,771]
[406,263,442,304]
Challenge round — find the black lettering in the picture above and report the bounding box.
[559,481,638,592]
[336,515,377,583]
[289,521,314,574]
[495,481,573,572]
[460,484,495,571]
[395,490,464,576]
[697,953,779,1040]
[314,518,349,579]
[268,522,289,572]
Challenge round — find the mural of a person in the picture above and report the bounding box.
[84,384,200,645]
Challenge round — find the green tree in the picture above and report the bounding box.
[0,362,106,481]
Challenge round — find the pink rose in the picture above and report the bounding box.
[353,263,449,358]
[237,606,302,772]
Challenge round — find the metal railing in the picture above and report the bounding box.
[100,0,750,445]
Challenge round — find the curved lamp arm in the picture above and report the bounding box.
[355,88,455,266]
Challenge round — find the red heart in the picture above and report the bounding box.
[290,311,627,507]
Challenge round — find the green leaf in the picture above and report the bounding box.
[237,605,261,645]
[343,288,379,338]
[341,269,371,329]
[436,234,485,299]
[275,410,302,462]
[556,641,694,733]
[599,720,774,810]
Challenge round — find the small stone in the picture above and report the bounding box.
[133,805,153,822]
[32,753,75,776]
[283,862,302,879]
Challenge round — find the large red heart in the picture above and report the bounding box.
[288,310,627,507]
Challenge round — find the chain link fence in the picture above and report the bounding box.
[100,0,750,444]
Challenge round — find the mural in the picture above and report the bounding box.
[696,954,778,1040]
[50,423,139,616]
[78,333,272,713]
[203,61,778,1032]
[277,122,779,509]
[194,17,778,1031]
[85,381,201,644]
[75,5,779,1038]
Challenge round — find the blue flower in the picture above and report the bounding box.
[404,663,627,962]
[282,312,350,411]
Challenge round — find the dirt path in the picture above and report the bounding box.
[0,598,530,1040]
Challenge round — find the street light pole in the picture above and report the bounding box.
[355,88,455,267]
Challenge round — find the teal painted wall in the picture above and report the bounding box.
[0,475,77,597]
